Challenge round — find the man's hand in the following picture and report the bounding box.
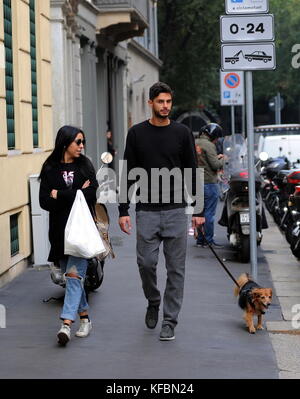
[192,216,205,229]
[119,216,132,235]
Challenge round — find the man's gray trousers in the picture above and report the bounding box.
[136,208,188,328]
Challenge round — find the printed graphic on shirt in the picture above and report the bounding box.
[62,171,74,187]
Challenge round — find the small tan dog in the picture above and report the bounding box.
[234,273,272,334]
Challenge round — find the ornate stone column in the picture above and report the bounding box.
[62,0,79,40]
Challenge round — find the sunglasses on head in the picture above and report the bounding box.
[74,138,86,146]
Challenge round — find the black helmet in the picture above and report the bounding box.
[200,123,223,140]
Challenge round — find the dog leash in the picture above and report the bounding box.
[198,226,240,289]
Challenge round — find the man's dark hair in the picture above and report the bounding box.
[149,82,173,101]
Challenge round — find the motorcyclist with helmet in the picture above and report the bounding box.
[195,123,225,247]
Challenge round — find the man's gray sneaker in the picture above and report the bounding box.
[145,305,159,329]
[159,324,175,341]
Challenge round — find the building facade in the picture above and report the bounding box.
[127,0,160,126]
[0,0,53,286]
[50,0,161,170]
[0,0,160,286]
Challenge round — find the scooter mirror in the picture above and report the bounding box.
[100,152,113,164]
[259,152,269,162]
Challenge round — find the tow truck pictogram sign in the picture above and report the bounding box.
[221,43,276,71]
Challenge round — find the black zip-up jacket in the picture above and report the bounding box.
[39,160,98,262]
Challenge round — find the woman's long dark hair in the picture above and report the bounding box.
[39,125,95,180]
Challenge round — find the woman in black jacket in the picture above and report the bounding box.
[39,125,98,346]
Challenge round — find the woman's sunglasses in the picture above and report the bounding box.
[74,138,86,146]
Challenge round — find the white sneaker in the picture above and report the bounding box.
[75,319,92,338]
[57,324,71,346]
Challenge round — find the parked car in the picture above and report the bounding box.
[257,135,300,164]
[254,124,300,136]
[254,123,300,159]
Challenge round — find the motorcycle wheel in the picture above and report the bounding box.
[238,235,250,263]
[285,224,294,244]
[274,210,283,227]
[266,196,275,214]
[291,243,300,260]
[269,197,278,216]
[290,232,300,259]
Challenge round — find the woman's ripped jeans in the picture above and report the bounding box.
[59,256,89,321]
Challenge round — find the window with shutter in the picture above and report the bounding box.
[30,0,38,148]
[3,0,15,150]
[10,213,19,257]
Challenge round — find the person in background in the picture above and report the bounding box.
[195,123,225,248]
[107,130,116,157]
[39,125,98,346]
[106,130,116,169]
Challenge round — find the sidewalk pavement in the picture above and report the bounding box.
[263,213,300,379]
[0,202,293,380]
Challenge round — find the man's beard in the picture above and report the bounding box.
[153,109,169,119]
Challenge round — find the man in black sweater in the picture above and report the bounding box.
[119,82,205,341]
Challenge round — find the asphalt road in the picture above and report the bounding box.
[0,203,281,379]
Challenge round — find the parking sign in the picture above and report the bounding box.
[220,71,245,106]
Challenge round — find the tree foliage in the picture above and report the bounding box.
[158,0,300,121]
[254,0,300,112]
[158,0,223,110]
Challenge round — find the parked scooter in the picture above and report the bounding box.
[48,152,115,298]
[270,169,291,226]
[289,186,300,259]
[218,134,268,263]
[272,169,300,231]
[260,156,290,212]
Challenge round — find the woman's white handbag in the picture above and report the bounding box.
[64,190,106,259]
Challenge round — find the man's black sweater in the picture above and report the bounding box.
[118,120,202,217]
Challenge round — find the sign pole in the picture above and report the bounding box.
[242,105,246,137]
[245,71,258,280]
[222,0,274,283]
[231,105,235,136]
[275,92,281,124]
